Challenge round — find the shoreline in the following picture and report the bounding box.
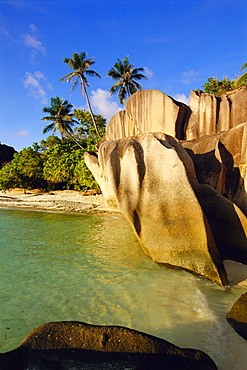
[0,189,120,216]
[1,189,247,286]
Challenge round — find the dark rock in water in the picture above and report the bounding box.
[0,143,17,169]
[0,321,217,369]
[227,292,247,340]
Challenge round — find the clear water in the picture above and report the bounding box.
[0,208,247,369]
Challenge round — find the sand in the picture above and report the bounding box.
[0,189,119,215]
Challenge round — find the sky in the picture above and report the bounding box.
[0,0,246,151]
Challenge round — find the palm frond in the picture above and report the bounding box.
[236,72,247,87]
[108,55,147,104]
[43,123,55,134]
[85,69,101,79]
[240,62,247,72]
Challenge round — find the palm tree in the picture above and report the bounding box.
[236,62,247,87]
[107,55,147,104]
[60,52,101,137]
[41,96,84,149]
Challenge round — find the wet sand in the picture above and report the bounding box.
[0,189,119,215]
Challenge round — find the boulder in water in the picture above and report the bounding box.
[0,321,217,370]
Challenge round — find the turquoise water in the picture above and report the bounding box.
[0,208,247,369]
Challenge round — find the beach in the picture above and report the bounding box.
[0,189,119,215]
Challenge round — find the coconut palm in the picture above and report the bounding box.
[107,55,147,104]
[42,96,84,149]
[60,52,101,137]
[236,62,247,87]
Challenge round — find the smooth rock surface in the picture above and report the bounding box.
[85,132,228,285]
[227,293,247,341]
[0,321,217,370]
[106,89,190,141]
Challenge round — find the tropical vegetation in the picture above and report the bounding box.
[235,62,247,87]
[202,77,236,96]
[107,55,147,104]
[201,62,247,96]
[42,96,83,149]
[0,109,106,192]
[60,52,101,136]
[2,50,246,194]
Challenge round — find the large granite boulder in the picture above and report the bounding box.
[181,122,247,265]
[227,293,247,341]
[85,132,229,285]
[186,87,247,140]
[106,89,190,141]
[0,321,217,369]
[105,88,247,143]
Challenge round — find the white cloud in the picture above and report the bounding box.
[23,34,45,54]
[23,71,50,104]
[14,129,30,137]
[91,89,121,121]
[173,93,190,106]
[143,66,154,79]
[181,69,200,84]
[22,24,45,61]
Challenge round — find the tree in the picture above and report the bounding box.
[60,52,101,137]
[0,147,45,191]
[235,62,247,87]
[74,109,106,150]
[107,55,147,104]
[41,96,84,149]
[202,77,236,96]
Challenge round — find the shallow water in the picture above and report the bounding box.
[0,208,247,369]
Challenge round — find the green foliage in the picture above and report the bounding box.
[74,109,106,150]
[202,77,236,96]
[0,147,45,191]
[236,62,247,87]
[60,52,101,137]
[39,135,62,151]
[0,108,105,191]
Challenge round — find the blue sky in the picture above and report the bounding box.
[0,0,246,151]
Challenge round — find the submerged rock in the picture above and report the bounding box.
[0,321,217,370]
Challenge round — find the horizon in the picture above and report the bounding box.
[0,0,246,151]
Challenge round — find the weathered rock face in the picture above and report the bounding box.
[227,293,247,341]
[181,122,247,265]
[105,88,247,143]
[0,321,217,369]
[106,89,191,141]
[0,143,17,169]
[85,133,229,285]
[186,87,247,140]
[85,88,247,285]
[182,122,247,217]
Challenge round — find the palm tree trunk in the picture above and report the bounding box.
[80,77,100,137]
[67,131,84,149]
